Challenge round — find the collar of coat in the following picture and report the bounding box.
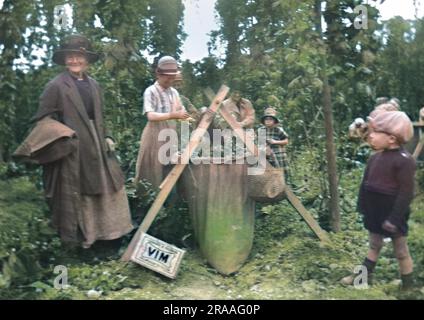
[61,70,104,141]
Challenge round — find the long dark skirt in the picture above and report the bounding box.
[79,121,133,248]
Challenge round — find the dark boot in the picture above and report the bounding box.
[362,258,376,285]
[400,273,415,291]
[340,258,376,286]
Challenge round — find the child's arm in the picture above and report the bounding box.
[147,110,190,121]
[385,157,416,229]
[357,157,373,214]
[268,138,289,146]
[268,127,289,146]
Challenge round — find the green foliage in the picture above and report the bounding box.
[374,17,424,116]
[1,0,424,300]
[260,145,366,232]
[148,0,186,58]
[206,0,387,138]
[0,176,61,296]
[126,179,192,247]
[1,162,423,299]
[417,166,424,190]
[0,0,186,174]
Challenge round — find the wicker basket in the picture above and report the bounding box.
[247,165,285,203]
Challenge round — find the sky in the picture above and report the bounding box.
[180,0,424,62]
[3,0,424,66]
[180,0,220,62]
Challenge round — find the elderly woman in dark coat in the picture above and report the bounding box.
[28,35,133,248]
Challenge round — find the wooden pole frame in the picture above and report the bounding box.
[122,84,331,262]
[203,89,330,243]
[121,85,230,261]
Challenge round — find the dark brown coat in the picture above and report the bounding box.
[33,71,124,195]
[18,71,131,243]
[14,117,82,242]
[13,117,77,164]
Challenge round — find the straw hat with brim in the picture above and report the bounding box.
[261,107,280,124]
[52,35,99,66]
[156,56,179,75]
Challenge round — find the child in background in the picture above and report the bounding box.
[348,97,400,141]
[341,111,416,290]
[260,107,290,181]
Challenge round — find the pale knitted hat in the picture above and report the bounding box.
[375,102,399,112]
[157,56,179,75]
[369,111,413,144]
[368,103,399,120]
[375,97,389,106]
[389,97,400,109]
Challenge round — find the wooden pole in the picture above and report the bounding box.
[412,112,424,160]
[413,141,423,160]
[322,75,341,232]
[315,0,341,232]
[121,85,230,262]
[204,89,330,243]
[285,188,330,242]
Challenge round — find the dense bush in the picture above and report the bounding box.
[0,169,62,298]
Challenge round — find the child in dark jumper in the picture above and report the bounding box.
[341,111,416,290]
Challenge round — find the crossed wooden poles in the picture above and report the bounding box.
[122,85,329,262]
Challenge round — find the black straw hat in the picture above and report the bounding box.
[52,34,99,65]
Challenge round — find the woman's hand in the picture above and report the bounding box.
[105,137,116,152]
[171,110,190,120]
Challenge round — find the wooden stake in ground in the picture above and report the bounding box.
[121,85,230,262]
[314,1,341,233]
[204,88,330,243]
[412,120,424,160]
[284,188,330,242]
[321,73,341,233]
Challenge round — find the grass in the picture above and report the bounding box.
[1,164,423,300]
